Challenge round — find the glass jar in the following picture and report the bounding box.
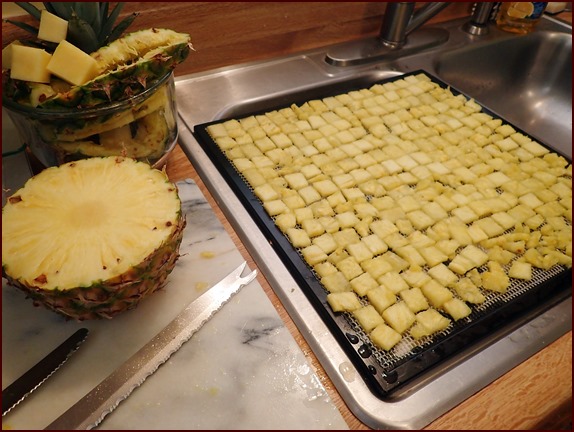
[496,2,548,34]
[2,70,178,169]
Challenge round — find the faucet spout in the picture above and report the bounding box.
[380,2,450,48]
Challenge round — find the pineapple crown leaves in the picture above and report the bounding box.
[5,2,138,54]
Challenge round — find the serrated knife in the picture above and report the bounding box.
[45,261,257,430]
[2,327,89,417]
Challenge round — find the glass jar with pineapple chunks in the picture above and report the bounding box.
[2,69,178,168]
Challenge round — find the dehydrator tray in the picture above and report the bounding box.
[192,70,572,398]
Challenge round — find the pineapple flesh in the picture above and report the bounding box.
[206,72,572,354]
[2,157,186,320]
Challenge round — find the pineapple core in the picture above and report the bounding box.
[2,157,182,291]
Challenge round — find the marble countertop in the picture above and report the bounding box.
[1,146,348,430]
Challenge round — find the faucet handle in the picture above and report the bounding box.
[463,2,495,36]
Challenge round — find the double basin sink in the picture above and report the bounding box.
[174,14,572,429]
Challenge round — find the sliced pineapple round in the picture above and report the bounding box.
[2,156,186,320]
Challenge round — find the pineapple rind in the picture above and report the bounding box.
[2,157,186,320]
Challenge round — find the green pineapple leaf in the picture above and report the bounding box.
[67,12,100,54]
[49,2,74,20]
[3,18,38,35]
[15,2,41,20]
[106,12,139,45]
[74,2,101,36]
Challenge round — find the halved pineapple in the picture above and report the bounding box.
[2,157,186,320]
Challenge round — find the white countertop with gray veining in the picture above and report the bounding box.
[1,152,348,430]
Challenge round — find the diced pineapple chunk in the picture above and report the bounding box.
[336,256,364,280]
[410,309,451,339]
[442,298,472,321]
[421,279,454,308]
[379,271,409,294]
[10,45,52,83]
[301,245,328,266]
[321,271,351,293]
[38,9,68,43]
[508,260,532,281]
[286,228,311,248]
[382,302,416,334]
[427,263,458,287]
[370,323,402,351]
[47,40,99,86]
[350,272,378,296]
[481,261,510,293]
[353,305,384,333]
[326,292,361,312]
[366,285,396,314]
[400,287,429,313]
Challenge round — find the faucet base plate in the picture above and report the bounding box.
[325,28,449,67]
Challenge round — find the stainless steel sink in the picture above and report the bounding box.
[434,31,572,155]
[175,15,572,429]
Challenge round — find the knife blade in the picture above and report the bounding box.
[45,261,257,430]
[2,327,89,417]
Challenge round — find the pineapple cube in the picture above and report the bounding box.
[298,185,322,205]
[418,246,449,267]
[379,271,410,294]
[382,302,416,334]
[395,245,426,267]
[508,260,532,281]
[38,9,68,43]
[361,234,388,255]
[453,277,485,304]
[410,309,451,339]
[47,40,99,86]
[460,245,489,267]
[428,263,458,287]
[366,285,397,314]
[353,305,384,333]
[421,279,454,308]
[314,261,337,278]
[350,272,379,296]
[407,210,435,230]
[2,40,22,69]
[346,242,374,263]
[286,228,311,248]
[301,218,325,238]
[274,213,296,232]
[448,254,476,275]
[301,245,328,266]
[313,233,338,254]
[313,179,339,197]
[401,268,432,288]
[336,256,364,280]
[400,287,429,313]
[382,251,409,272]
[10,45,52,83]
[442,298,472,321]
[360,256,394,279]
[481,261,510,293]
[370,323,402,351]
[284,172,308,190]
[335,211,359,228]
[254,183,279,202]
[321,271,351,293]
[487,245,515,265]
[474,217,505,238]
[263,199,287,216]
[326,292,361,312]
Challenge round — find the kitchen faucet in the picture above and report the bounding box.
[379,2,450,48]
[325,2,495,67]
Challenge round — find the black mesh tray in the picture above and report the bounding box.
[192,70,572,398]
